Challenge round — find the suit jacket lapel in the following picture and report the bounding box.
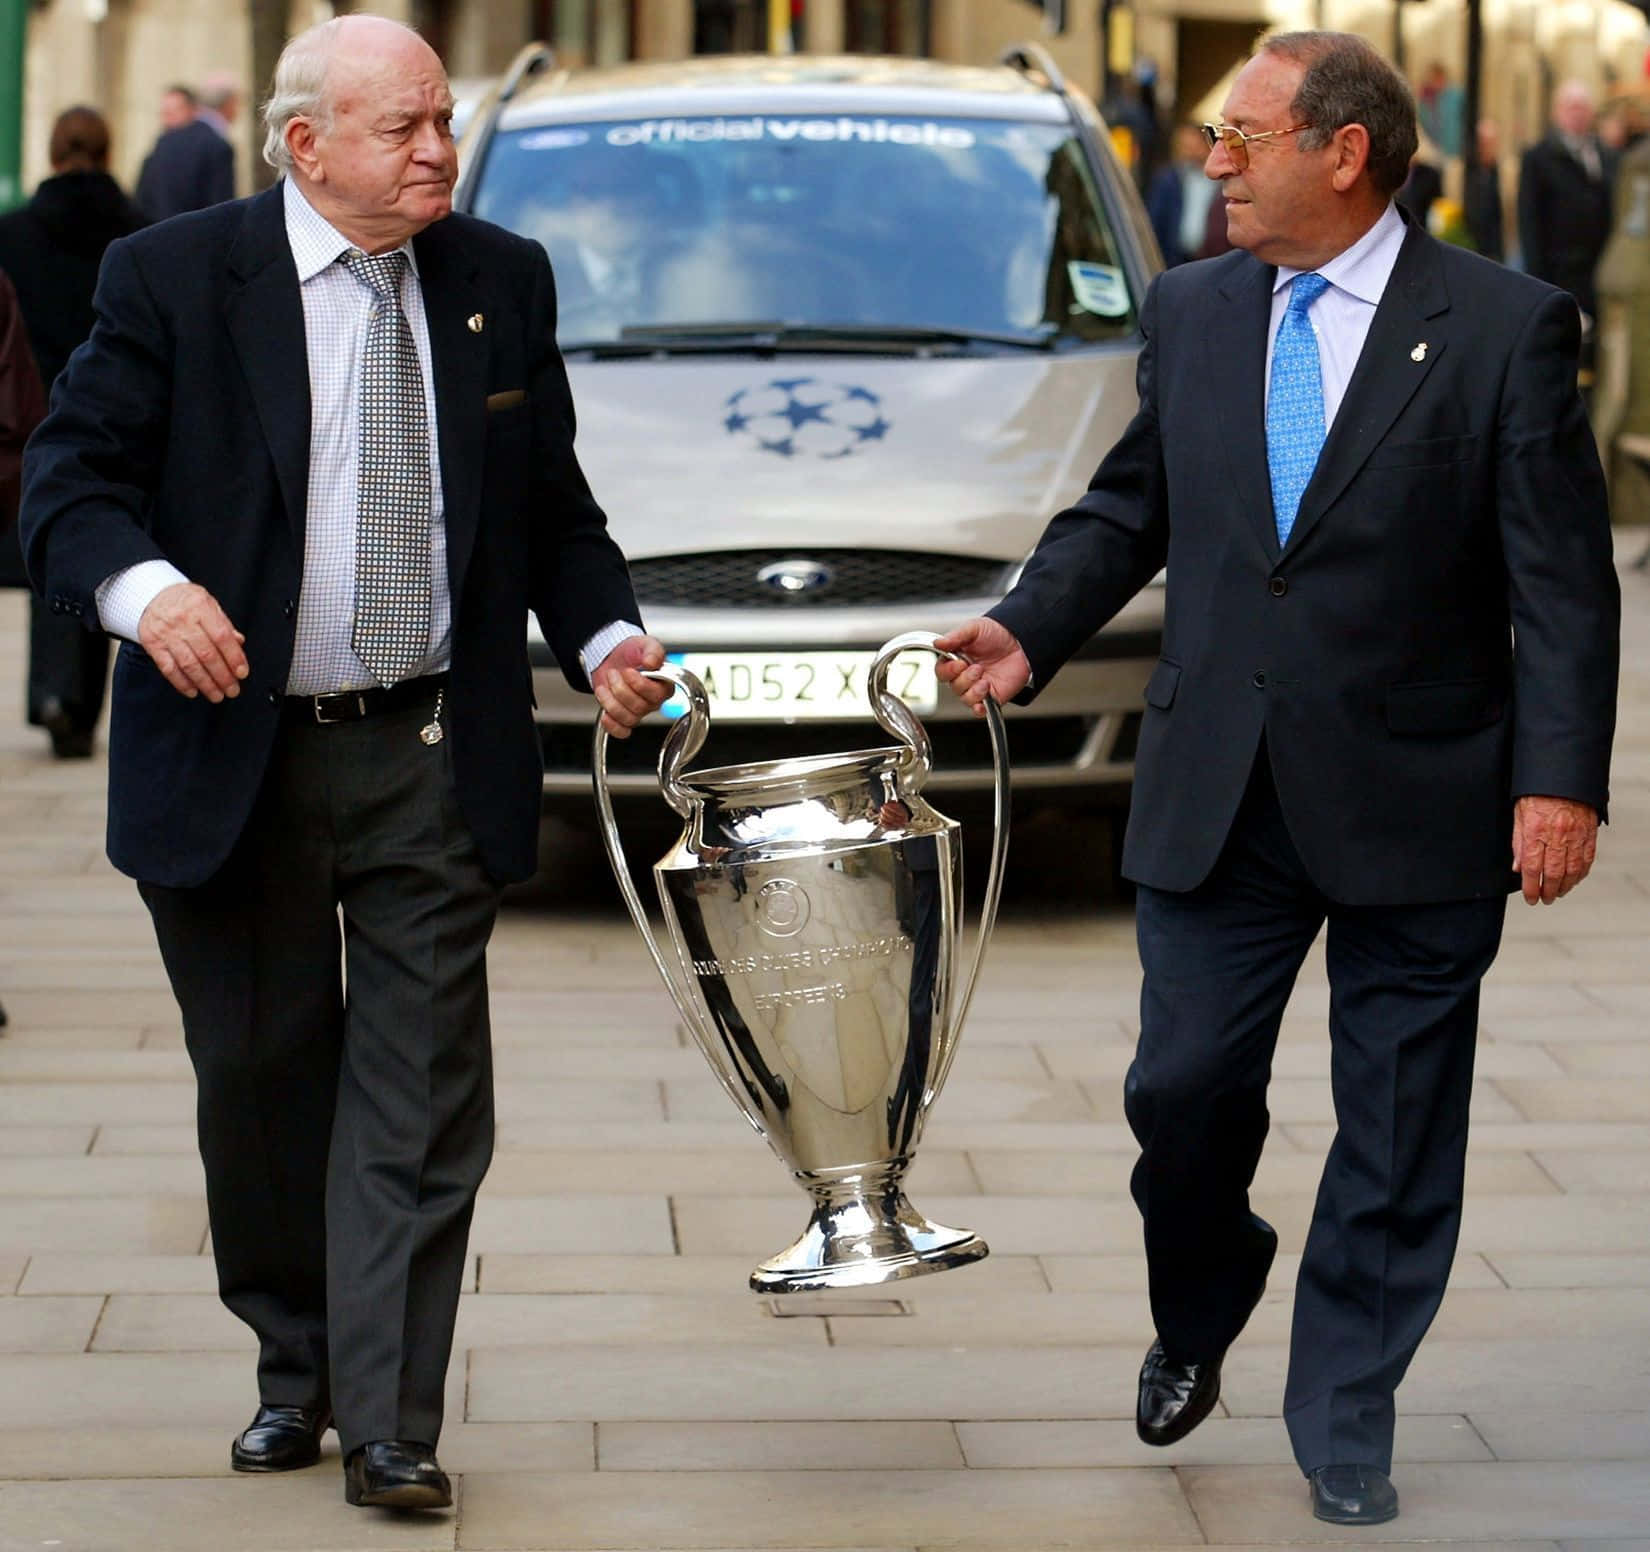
[413,222,488,605]
[1206,256,1282,565]
[1283,221,1450,554]
[224,186,310,554]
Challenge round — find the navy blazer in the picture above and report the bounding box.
[991,215,1620,906]
[134,120,236,222]
[21,184,640,888]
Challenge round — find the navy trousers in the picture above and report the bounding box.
[1127,751,1505,1475]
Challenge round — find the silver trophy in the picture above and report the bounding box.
[593,631,1010,1292]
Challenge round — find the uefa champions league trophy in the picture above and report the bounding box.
[593,631,1010,1291]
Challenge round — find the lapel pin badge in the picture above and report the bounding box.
[467,313,484,334]
[1410,341,1428,362]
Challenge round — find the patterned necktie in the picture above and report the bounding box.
[342,248,431,686]
[1266,271,1331,547]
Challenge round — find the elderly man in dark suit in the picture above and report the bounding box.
[22,13,669,1512]
[1518,81,1613,329]
[939,31,1618,1529]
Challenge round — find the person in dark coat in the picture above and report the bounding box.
[135,94,234,221]
[1519,81,1614,325]
[0,107,146,756]
[1464,118,1505,261]
[0,263,47,1035]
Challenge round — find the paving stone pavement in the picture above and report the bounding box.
[1,542,1648,1550]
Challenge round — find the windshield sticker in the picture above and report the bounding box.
[724,378,890,460]
[605,117,976,149]
[1067,261,1131,317]
[517,128,591,151]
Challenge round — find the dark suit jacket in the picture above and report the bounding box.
[1518,134,1613,317]
[991,215,1619,906]
[134,120,235,222]
[21,183,640,889]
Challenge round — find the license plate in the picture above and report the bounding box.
[662,650,938,721]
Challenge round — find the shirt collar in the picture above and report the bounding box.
[282,177,420,285]
[1272,199,1406,306]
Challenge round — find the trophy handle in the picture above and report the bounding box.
[592,664,717,1044]
[868,631,1010,1044]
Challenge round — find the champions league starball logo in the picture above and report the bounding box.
[722,378,891,460]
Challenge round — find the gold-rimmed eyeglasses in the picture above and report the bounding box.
[1200,121,1312,170]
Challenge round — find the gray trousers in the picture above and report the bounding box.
[140,693,500,1456]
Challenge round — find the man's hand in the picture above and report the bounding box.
[1512,794,1599,905]
[933,618,1031,717]
[138,583,249,701]
[592,634,673,737]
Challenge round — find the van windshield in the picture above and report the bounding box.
[471,113,1137,350]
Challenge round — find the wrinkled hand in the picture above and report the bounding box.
[1512,795,1599,905]
[592,634,673,738]
[138,583,248,701]
[933,617,1031,717]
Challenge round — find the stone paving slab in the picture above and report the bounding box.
[595,1420,967,1471]
[468,1345,1150,1423]
[0,1477,457,1552]
[1181,1462,1650,1541]
[454,1468,1203,1549]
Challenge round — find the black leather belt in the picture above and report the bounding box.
[284,672,448,726]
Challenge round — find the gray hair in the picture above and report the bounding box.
[262,21,342,174]
[1260,31,1419,198]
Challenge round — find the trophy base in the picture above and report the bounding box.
[751,1183,989,1293]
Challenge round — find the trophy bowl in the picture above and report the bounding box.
[593,632,1009,1291]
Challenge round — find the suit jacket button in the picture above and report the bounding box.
[266,689,280,706]
[283,599,296,618]
[1251,671,1267,688]
[1269,576,1288,596]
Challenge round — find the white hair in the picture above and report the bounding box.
[261,15,430,175]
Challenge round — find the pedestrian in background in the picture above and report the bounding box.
[1519,81,1614,342]
[22,13,668,1513]
[0,106,146,758]
[135,75,235,220]
[937,29,1617,1528]
[1147,124,1220,267]
[156,82,197,133]
[1464,118,1505,261]
[0,261,49,1036]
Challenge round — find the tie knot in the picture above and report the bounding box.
[1288,272,1329,314]
[343,248,408,301]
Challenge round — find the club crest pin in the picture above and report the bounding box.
[467,313,484,334]
[1410,341,1428,362]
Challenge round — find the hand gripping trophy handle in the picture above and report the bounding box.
[594,633,1011,1291]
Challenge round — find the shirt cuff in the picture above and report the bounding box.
[95,560,190,641]
[578,619,646,680]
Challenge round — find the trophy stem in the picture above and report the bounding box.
[750,1159,989,1293]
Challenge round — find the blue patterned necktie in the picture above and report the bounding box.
[1266,271,1331,547]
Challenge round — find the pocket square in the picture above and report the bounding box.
[486,389,528,411]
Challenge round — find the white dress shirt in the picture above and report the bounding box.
[96,178,641,690]
[1266,200,1407,432]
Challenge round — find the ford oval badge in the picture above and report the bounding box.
[757,558,835,597]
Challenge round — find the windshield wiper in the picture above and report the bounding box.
[560,321,1061,358]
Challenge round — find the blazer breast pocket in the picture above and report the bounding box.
[1144,658,1181,710]
[485,389,529,413]
[1363,433,1478,471]
[1386,677,1505,735]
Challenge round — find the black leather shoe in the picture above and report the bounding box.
[344,1440,452,1510]
[1310,1465,1399,1525]
[1136,1339,1222,1446]
[230,1404,331,1472]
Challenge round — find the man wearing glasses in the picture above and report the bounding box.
[937,31,1617,1528]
